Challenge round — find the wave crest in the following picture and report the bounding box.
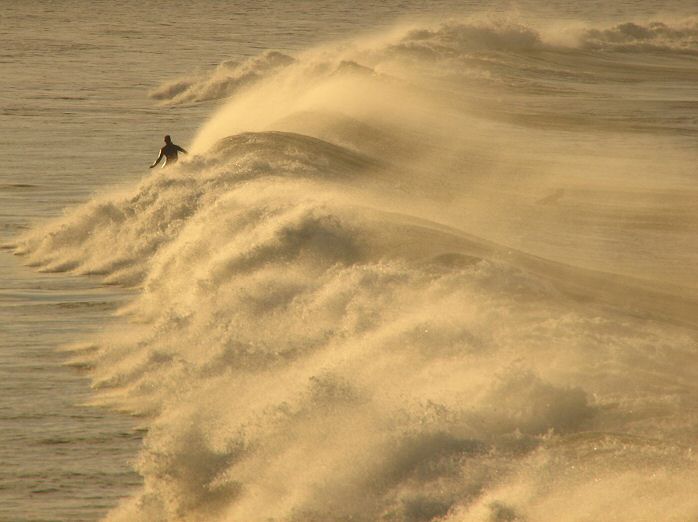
[150,51,295,104]
[581,19,698,54]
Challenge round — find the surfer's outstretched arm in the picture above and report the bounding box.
[150,149,164,169]
[175,145,187,154]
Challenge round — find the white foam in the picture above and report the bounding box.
[16,15,698,522]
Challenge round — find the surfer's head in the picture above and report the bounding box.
[164,135,171,144]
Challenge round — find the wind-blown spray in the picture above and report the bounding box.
[14,16,698,522]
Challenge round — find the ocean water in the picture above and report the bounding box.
[2,1,698,521]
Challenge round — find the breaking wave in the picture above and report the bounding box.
[150,51,296,104]
[151,17,698,107]
[581,19,698,54]
[13,15,698,522]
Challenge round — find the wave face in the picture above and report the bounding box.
[16,16,698,522]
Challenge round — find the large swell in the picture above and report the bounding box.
[12,16,698,521]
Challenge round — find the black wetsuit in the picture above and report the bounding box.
[151,142,187,168]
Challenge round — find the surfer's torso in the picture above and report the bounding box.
[161,143,184,165]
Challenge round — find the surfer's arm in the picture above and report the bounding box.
[149,149,164,168]
[175,145,187,154]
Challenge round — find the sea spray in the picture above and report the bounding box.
[15,16,698,522]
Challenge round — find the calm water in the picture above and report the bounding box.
[1,1,697,521]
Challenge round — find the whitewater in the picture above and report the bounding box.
[3,2,698,522]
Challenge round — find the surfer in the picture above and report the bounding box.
[150,135,187,168]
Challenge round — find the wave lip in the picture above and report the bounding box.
[150,51,295,104]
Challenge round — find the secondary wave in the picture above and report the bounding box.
[151,17,698,106]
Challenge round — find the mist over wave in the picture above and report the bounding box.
[150,51,296,105]
[151,17,698,106]
[13,15,698,521]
